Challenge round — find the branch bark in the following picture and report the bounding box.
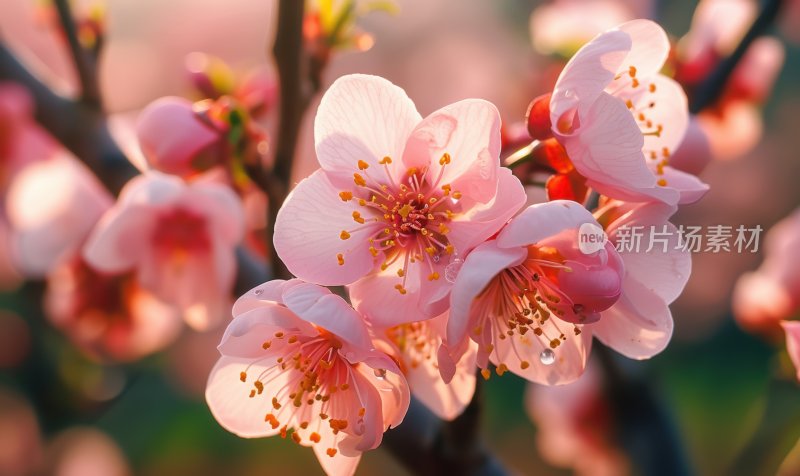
[52,0,101,106]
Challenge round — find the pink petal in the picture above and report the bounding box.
[615,20,670,80]
[354,353,410,431]
[592,277,673,359]
[669,116,712,175]
[551,30,631,122]
[447,168,526,254]
[312,445,362,476]
[82,207,156,273]
[781,321,800,382]
[659,166,709,205]
[205,355,290,438]
[447,240,527,346]
[218,306,312,358]
[496,200,596,249]
[8,156,113,276]
[491,321,593,385]
[181,182,245,245]
[402,99,502,203]
[348,258,428,328]
[274,169,379,286]
[314,74,421,185]
[117,172,185,207]
[606,202,691,303]
[280,282,373,351]
[232,280,296,316]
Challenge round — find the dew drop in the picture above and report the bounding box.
[445,258,464,283]
[254,289,263,296]
[539,349,556,366]
[373,368,387,379]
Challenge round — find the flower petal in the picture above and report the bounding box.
[592,276,673,359]
[315,74,421,184]
[218,305,312,359]
[82,206,156,272]
[403,99,502,203]
[281,281,373,351]
[659,166,709,205]
[447,240,527,346]
[781,321,800,382]
[312,445,362,476]
[496,200,596,249]
[616,20,670,81]
[274,169,379,286]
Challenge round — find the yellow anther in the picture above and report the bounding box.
[358,160,369,170]
[310,432,321,443]
[452,191,462,199]
[496,363,508,376]
[394,284,407,295]
[439,152,451,166]
[657,178,668,186]
[397,269,405,277]
[340,231,351,240]
[481,369,491,380]
[380,156,392,165]
[239,371,247,382]
[424,247,435,255]
[353,173,366,187]
[629,65,637,77]
[352,211,365,224]
[407,167,417,175]
[358,199,367,206]
[262,341,271,349]
[441,184,451,195]
[326,448,337,457]
[438,223,449,234]
[398,204,412,219]
[662,147,670,157]
[445,244,454,254]
[520,361,530,369]
[337,253,345,266]
[381,262,389,271]
[632,78,640,88]
[339,191,353,201]
[428,272,440,281]
[625,99,634,109]
[369,246,379,257]
[649,83,656,93]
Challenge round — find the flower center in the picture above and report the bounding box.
[237,330,368,457]
[337,154,461,294]
[471,246,586,375]
[153,208,210,255]
[386,321,438,371]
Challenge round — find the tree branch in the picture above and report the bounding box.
[52,0,101,106]
[690,0,784,113]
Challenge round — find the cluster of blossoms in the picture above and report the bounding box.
[205,19,709,474]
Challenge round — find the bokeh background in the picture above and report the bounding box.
[0,0,799,475]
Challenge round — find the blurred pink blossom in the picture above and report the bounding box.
[44,427,131,476]
[206,279,410,476]
[83,172,244,330]
[733,209,800,337]
[274,74,526,327]
[0,390,43,476]
[525,362,629,476]
[782,321,800,382]
[45,255,183,362]
[549,20,707,205]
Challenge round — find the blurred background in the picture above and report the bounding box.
[0,0,799,475]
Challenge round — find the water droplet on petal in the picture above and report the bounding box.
[445,258,464,283]
[539,349,556,365]
[373,368,387,379]
[254,289,263,296]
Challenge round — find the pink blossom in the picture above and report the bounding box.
[274,74,526,327]
[373,313,478,420]
[529,0,636,57]
[83,172,244,330]
[206,279,409,476]
[549,20,708,205]
[6,154,112,277]
[45,254,183,362]
[525,362,629,476]
[733,209,800,337]
[782,321,800,382]
[136,97,225,177]
[447,199,689,384]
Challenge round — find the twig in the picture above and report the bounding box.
[267,0,311,280]
[690,0,784,113]
[52,0,101,106]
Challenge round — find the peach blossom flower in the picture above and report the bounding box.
[206,279,409,476]
[373,313,478,420]
[83,172,244,330]
[45,254,183,362]
[447,199,689,384]
[782,321,800,382]
[6,154,112,277]
[136,97,225,177]
[0,81,56,185]
[733,209,800,337]
[525,362,629,476]
[274,74,526,327]
[549,20,708,205]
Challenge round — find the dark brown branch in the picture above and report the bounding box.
[53,0,101,106]
[690,0,784,113]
